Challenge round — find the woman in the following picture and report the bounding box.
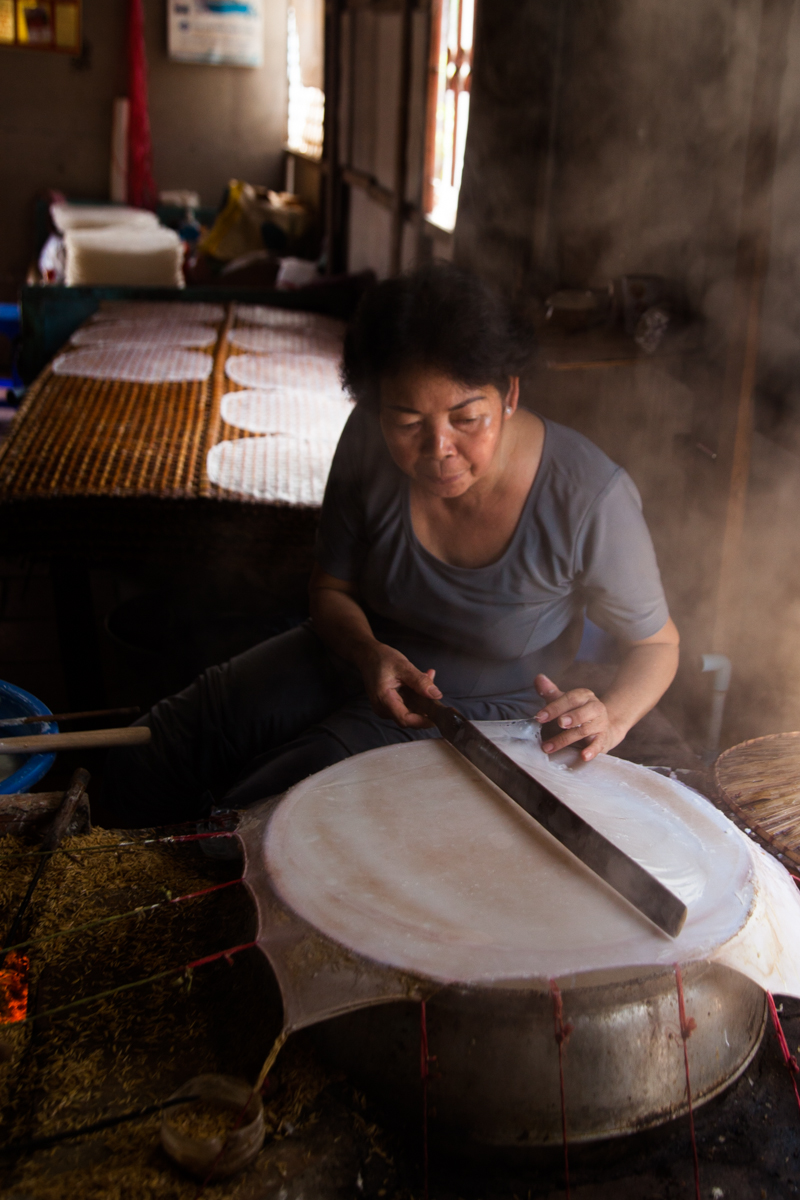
[104,265,679,826]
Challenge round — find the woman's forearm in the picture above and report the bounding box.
[535,618,680,760]
[309,567,441,727]
[309,580,380,667]
[601,640,679,741]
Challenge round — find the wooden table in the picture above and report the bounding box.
[0,304,332,707]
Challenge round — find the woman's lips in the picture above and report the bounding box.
[418,468,468,485]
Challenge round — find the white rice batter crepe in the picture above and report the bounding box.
[220,389,353,440]
[206,434,334,504]
[263,722,800,993]
[52,347,213,384]
[72,322,217,350]
[225,352,345,396]
[92,301,225,323]
[235,305,346,339]
[228,327,342,358]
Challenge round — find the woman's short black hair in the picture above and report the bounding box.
[341,263,534,410]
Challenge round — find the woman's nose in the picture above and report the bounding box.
[421,421,454,458]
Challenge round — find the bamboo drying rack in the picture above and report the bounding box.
[0,303,339,509]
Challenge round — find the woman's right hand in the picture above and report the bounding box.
[355,642,442,729]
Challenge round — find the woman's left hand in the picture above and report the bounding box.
[533,673,624,762]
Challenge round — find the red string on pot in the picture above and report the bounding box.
[674,964,700,1200]
[549,978,572,1200]
[767,992,800,1117]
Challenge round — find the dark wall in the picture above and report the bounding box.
[0,0,288,299]
[455,0,562,295]
[453,0,800,752]
[456,0,763,328]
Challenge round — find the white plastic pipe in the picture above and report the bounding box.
[701,653,732,764]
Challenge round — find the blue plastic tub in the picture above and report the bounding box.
[0,680,57,794]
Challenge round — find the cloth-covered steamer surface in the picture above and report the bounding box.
[239,722,800,1033]
[53,347,213,384]
[71,322,218,350]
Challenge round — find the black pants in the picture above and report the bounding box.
[103,623,440,827]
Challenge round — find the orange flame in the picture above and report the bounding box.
[0,953,29,1024]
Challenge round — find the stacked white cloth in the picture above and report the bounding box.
[50,203,160,233]
[64,226,185,288]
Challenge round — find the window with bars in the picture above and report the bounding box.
[423,0,475,232]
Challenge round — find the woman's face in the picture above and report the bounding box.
[379,367,519,499]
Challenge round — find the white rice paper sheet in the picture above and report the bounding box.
[206,435,334,505]
[72,322,217,350]
[52,347,213,384]
[264,723,800,995]
[220,388,352,440]
[224,352,345,397]
[235,304,346,339]
[228,326,342,358]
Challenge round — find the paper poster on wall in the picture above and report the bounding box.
[168,0,263,67]
[0,0,81,53]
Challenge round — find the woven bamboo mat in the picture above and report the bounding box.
[0,308,230,501]
[0,301,347,508]
[714,731,800,870]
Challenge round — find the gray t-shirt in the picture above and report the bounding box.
[315,407,669,717]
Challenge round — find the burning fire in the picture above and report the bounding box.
[0,953,29,1023]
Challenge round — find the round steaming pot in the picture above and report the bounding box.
[313,962,765,1147]
[241,729,783,1150]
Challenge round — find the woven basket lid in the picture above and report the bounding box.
[714,731,800,870]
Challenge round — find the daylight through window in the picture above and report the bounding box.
[424,0,475,232]
[287,4,324,160]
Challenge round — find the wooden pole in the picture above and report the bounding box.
[0,727,150,754]
[390,0,414,275]
[711,0,795,653]
[323,0,343,275]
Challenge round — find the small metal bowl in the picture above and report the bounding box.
[161,1073,265,1181]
